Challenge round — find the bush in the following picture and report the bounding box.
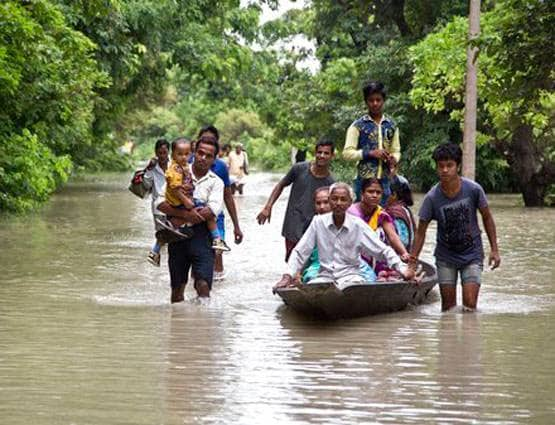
[0,130,72,212]
[248,136,292,171]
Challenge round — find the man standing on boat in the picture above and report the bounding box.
[197,125,244,281]
[256,138,335,261]
[342,81,401,202]
[274,183,415,290]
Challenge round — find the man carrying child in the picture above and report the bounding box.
[157,137,226,302]
[159,137,230,252]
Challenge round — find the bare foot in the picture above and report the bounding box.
[171,284,186,303]
[194,280,210,298]
[272,274,292,293]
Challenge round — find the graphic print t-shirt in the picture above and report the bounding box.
[419,178,488,266]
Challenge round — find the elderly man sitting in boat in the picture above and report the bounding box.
[274,182,415,290]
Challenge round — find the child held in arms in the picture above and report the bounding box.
[162,137,229,251]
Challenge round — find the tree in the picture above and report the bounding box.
[462,0,480,179]
[214,109,265,143]
[410,0,554,205]
[0,1,105,211]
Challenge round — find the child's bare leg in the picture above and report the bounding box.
[208,218,230,251]
[207,219,219,235]
[174,187,195,210]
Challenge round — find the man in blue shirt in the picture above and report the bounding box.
[198,126,244,280]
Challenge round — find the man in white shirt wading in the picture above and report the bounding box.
[157,137,224,302]
[274,182,415,289]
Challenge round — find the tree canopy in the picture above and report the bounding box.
[1,0,553,211]
[410,0,554,205]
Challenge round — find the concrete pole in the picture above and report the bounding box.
[462,0,480,180]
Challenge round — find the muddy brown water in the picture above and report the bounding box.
[1,172,554,424]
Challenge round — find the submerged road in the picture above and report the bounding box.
[0,172,554,424]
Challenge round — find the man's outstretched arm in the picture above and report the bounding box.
[256,180,286,225]
[224,187,243,243]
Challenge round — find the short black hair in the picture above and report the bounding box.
[362,81,386,102]
[196,135,219,156]
[154,138,169,152]
[432,142,463,165]
[315,137,335,153]
[361,177,383,193]
[198,125,219,141]
[171,137,191,152]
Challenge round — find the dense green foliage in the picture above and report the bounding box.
[1,0,553,211]
[1,1,104,211]
[410,0,554,205]
[1,0,274,211]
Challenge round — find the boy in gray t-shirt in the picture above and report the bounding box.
[410,143,500,312]
[257,139,335,261]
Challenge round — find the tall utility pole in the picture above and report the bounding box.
[462,0,480,180]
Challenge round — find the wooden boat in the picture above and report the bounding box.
[274,261,437,319]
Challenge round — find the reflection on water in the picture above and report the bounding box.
[0,172,554,424]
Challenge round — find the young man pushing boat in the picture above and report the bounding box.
[274,183,415,290]
[410,143,501,312]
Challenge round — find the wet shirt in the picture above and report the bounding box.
[281,162,335,242]
[419,178,488,266]
[210,158,231,222]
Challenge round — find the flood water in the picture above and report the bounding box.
[1,172,554,425]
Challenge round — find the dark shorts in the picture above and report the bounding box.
[168,224,215,289]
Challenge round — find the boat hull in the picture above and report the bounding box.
[275,261,437,319]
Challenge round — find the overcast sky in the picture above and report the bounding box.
[242,0,319,72]
[258,0,304,24]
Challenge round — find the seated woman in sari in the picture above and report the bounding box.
[385,174,416,252]
[302,187,376,283]
[347,177,410,280]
